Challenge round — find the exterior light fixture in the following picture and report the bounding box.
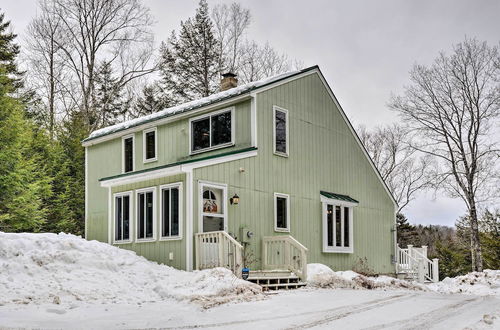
[230,193,240,205]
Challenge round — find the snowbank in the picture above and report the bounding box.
[0,232,261,308]
[428,270,500,296]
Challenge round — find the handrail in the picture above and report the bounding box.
[396,245,439,283]
[262,235,308,281]
[195,231,243,277]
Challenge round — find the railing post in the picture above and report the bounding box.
[195,234,200,270]
[432,258,439,283]
[407,244,413,258]
[422,245,428,258]
[418,259,425,283]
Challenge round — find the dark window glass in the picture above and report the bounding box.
[162,189,170,237]
[335,206,341,246]
[192,118,210,151]
[171,188,179,236]
[124,137,133,172]
[146,192,153,238]
[123,196,130,240]
[115,197,122,241]
[211,111,232,146]
[327,205,333,247]
[275,110,287,154]
[138,193,145,239]
[145,131,156,160]
[276,196,287,229]
[344,207,349,247]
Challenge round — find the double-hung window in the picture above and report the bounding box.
[143,127,157,163]
[321,191,357,253]
[114,192,132,243]
[274,193,290,232]
[190,108,234,153]
[122,135,134,173]
[136,187,156,241]
[160,183,182,239]
[273,106,289,156]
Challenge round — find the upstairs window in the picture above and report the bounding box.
[143,127,157,163]
[137,188,156,241]
[273,106,289,156]
[123,135,134,173]
[274,193,290,232]
[190,108,234,153]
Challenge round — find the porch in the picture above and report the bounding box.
[396,244,439,283]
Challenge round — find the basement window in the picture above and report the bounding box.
[143,127,157,163]
[136,187,156,241]
[161,183,182,239]
[114,192,132,243]
[274,193,290,232]
[190,108,234,154]
[321,193,357,253]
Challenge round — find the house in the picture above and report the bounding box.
[83,65,403,286]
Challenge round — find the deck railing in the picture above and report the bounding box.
[262,235,308,281]
[396,245,439,283]
[195,231,243,277]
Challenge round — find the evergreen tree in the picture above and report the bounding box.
[0,11,22,92]
[133,83,172,117]
[158,0,220,102]
[396,213,419,247]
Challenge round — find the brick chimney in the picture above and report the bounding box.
[220,72,238,91]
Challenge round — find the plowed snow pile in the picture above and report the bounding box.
[428,269,500,296]
[0,232,261,308]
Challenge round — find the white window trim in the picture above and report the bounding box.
[112,191,133,244]
[198,180,228,233]
[135,186,157,242]
[273,105,289,157]
[274,192,290,232]
[189,107,235,155]
[322,198,354,254]
[122,134,135,173]
[143,127,158,163]
[159,182,183,241]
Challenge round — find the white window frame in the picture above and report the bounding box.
[112,191,133,244]
[198,181,228,233]
[189,107,235,155]
[122,134,135,173]
[143,127,158,163]
[321,195,355,253]
[273,105,289,157]
[159,182,183,240]
[135,186,157,242]
[274,192,290,232]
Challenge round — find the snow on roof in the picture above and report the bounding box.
[85,66,316,142]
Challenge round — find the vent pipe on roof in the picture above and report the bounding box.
[220,72,238,91]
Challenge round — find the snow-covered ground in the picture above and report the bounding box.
[1,232,499,329]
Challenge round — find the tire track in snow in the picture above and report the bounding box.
[361,295,486,330]
[165,293,413,329]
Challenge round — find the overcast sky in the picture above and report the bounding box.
[2,0,499,226]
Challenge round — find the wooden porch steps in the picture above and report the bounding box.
[247,270,307,290]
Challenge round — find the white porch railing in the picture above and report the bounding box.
[396,244,439,283]
[195,231,243,278]
[262,235,308,281]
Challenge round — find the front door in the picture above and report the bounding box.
[199,181,227,233]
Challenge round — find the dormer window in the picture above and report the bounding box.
[190,108,234,154]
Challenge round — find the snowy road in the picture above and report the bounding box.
[1,289,498,329]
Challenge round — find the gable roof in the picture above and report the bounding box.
[83,66,319,143]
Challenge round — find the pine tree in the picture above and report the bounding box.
[158,0,220,101]
[133,83,172,117]
[396,213,419,247]
[0,11,22,92]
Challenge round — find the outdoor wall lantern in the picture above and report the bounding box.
[230,193,240,205]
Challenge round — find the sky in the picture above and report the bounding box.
[2,0,499,226]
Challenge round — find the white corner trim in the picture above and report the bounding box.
[272,105,289,157]
[159,182,183,240]
[143,127,158,163]
[107,187,112,244]
[121,134,135,174]
[85,147,88,239]
[274,192,290,232]
[185,169,193,271]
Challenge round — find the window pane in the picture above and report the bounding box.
[275,110,287,153]
[203,216,224,232]
[335,206,341,246]
[115,197,122,241]
[162,189,170,237]
[327,205,333,247]
[192,118,210,151]
[138,193,145,239]
[276,197,287,229]
[171,188,179,236]
[123,196,130,240]
[344,207,349,247]
[211,111,232,146]
[124,137,133,172]
[146,131,156,160]
[146,192,153,238]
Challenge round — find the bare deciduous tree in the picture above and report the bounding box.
[390,38,500,272]
[358,124,431,212]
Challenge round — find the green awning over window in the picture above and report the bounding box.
[320,191,359,204]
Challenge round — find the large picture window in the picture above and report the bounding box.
[137,188,156,241]
[190,108,234,153]
[274,193,290,232]
[143,127,157,163]
[114,193,131,243]
[161,183,182,239]
[273,106,289,156]
[122,135,134,173]
[322,195,355,253]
